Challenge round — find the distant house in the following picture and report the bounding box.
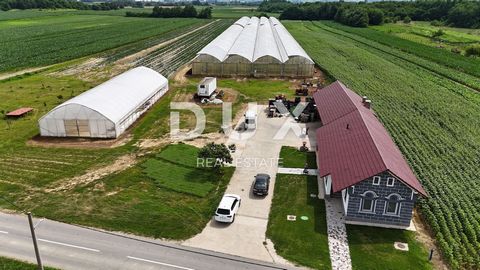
[313,81,427,229]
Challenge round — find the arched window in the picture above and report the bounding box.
[385,194,401,215]
[360,191,376,213]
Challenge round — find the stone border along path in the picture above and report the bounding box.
[277,168,318,175]
[325,198,353,270]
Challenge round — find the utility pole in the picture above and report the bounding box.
[27,212,44,270]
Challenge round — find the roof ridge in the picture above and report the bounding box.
[269,18,289,63]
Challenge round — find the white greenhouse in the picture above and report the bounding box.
[192,16,314,77]
[38,67,168,138]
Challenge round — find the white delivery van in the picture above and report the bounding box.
[197,77,217,97]
[244,110,257,130]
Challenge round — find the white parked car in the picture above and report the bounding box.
[214,194,241,223]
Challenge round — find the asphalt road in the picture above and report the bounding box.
[0,212,298,270]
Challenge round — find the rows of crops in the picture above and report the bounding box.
[320,21,480,79]
[285,21,480,269]
[312,22,480,91]
[0,14,207,72]
[134,19,232,77]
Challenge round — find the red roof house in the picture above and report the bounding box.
[313,81,426,229]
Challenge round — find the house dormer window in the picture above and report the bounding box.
[360,191,377,213]
[372,176,381,185]
[387,177,395,187]
[384,194,401,216]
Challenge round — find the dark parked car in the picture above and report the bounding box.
[252,174,270,196]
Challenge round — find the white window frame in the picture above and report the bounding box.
[359,191,377,214]
[372,176,381,186]
[387,177,395,187]
[384,194,402,216]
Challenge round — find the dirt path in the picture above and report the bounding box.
[46,154,137,192]
[413,213,449,270]
[0,65,55,81]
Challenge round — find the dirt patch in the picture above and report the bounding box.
[27,134,132,149]
[0,65,55,81]
[46,154,137,193]
[172,64,192,85]
[413,212,449,270]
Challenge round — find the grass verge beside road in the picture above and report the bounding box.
[267,174,331,270]
[0,256,58,270]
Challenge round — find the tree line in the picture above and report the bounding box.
[0,0,133,11]
[126,5,212,19]
[259,0,480,28]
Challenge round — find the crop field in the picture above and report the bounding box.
[372,22,480,52]
[286,21,480,269]
[134,19,232,77]
[0,13,208,73]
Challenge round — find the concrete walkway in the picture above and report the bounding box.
[277,168,317,175]
[184,106,308,263]
[325,198,353,270]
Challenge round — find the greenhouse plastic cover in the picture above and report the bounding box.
[47,66,168,124]
[196,16,313,64]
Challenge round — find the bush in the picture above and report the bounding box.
[447,2,480,28]
[465,45,480,57]
[403,16,411,24]
[431,29,444,38]
[368,8,384,25]
[430,20,444,27]
[334,7,368,28]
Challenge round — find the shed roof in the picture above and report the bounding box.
[7,107,33,116]
[227,17,259,62]
[196,17,313,64]
[50,67,167,124]
[270,17,313,64]
[314,81,426,196]
[253,17,285,63]
[234,16,250,27]
[197,24,244,62]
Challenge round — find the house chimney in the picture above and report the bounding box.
[346,124,350,130]
[362,96,368,103]
[364,100,372,109]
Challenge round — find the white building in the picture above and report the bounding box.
[38,67,168,138]
[193,16,314,77]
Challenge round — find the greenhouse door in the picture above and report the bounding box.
[64,120,91,137]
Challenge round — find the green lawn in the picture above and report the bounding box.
[372,22,480,51]
[142,159,216,197]
[0,256,58,270]
[278,146,317,168]
[267,174,331,270]
[218,78,294,102]
[348,225,432,270]
[156,143,200,167]
[209,6,279,19]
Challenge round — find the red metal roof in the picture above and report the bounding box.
[314,81,427,196]
[6,107,33,116]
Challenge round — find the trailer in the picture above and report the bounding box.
[244,110,257,130]
[197,77,217,97]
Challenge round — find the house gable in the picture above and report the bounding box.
[343,170,417,227]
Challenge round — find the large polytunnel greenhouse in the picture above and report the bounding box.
[38,67,168,138]
[192,17,314,77]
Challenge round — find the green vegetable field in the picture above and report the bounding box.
[285,21,480,269]
[0,13,207,72]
